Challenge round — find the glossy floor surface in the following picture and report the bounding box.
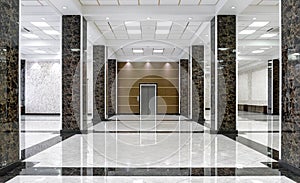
[3,113,298,182]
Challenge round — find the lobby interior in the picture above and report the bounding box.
[0,0,300,182]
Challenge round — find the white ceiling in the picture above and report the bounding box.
[20,0,280,71]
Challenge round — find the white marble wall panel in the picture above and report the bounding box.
[25,61,61,113]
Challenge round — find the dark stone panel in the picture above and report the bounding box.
[211,17,216,130]
[180,59,189,117]
[273,59,280,115]
[62,15,81,131]
[93,45,105,121]
[281,0,300,170]
[192,45,204,123]
[20,60,25,115]
[211,15,237,133]
[82,18,88,130]
[107,59,116,117]
[238,104,267,114]
[0,0,19,168]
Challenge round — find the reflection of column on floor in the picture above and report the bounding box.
[281,0,300,172]
[180,59,189,118]
[267,59,279,115]
[210,15,237,134]
[93,45,105,122]
[0,0,20,169]
[192,46,205,124]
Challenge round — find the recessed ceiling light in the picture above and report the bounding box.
[231,6,236,9]
[153,49,164,54]
[62,6,67,10]
[188,17,192,20]
[249,21,269,27]
[147,17,151,20]
[34,50,46,54]
[22,33,39,39]
[157,21,172,27]
[31,22,50,27]
[106,17,109,20]
[260,33,277,38]
[239,30,256,35]
[125,21,140,27]
[156,30,169,34]
[43,30,60,35]
[253,17,257,20]
[127,30,141,34]
[133,49,144,54]
[205,34,209,37]
[252,50,265,54]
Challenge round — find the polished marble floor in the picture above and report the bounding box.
[3,113,298,182]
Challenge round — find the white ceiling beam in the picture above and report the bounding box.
[241,5,279,15]
[239,39,279,47]
[21,40,60,48]
[82,6,215,19]
[238,55,276,61]
[21,54,60,60]
[105,39,191,47]
[21,6,57,15]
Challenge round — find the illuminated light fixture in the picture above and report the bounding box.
[231,6,236,9]
[147,17,151,20]
[31,22,50,27]
[153,49,164,54]
[22,33,39,39]
[157,21,172,27]
[125,21,140,27]
[253,17,257,20]
[249,21,269,27]
[239,30,256,35]
[71,48,80,52]
[155,30,169,34]
[260,33,277,38]
[62,6,67,9]
[260,47,271,50]
[252,50,265,54]
[34,50,46,54]
[106,17,109,20]
[218,48,229,51]
[132,48,144,54]
[43,30,60,35]
[127,30,141,34]
[188,17,192,20]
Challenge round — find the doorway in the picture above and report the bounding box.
[139,84,157,116]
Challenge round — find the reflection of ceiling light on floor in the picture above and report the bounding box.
[34,50,46,54]
[249,21,269,27]
[239,30,256,35]
[252,50,265,54]
[22,33,39,39]
[31,22,50,27]
[260,33,277,38]
[43,30,60,35]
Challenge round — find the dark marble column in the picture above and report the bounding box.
[268,59,279,115]
[211,15,237,134]
[192,46,205,123]
[281,0,300,171]
[62,15,87,132]
[107,59,117,118]
[0,0,19,168]
[93,45,105,122]
[180,59,189,118]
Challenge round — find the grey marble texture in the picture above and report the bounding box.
[25,61,61,114]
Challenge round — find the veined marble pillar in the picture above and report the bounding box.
[0,0,19,168]
[93,45,105,122]
[192,46,205,123]
[281,0,300,171]
[62,15,87,132]
[211,15,237,134]
[180,59,189,118]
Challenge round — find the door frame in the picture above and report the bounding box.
[139,83,157,115]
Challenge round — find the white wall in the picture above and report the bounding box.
[238,65,268,106]
[25,61,61,113]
